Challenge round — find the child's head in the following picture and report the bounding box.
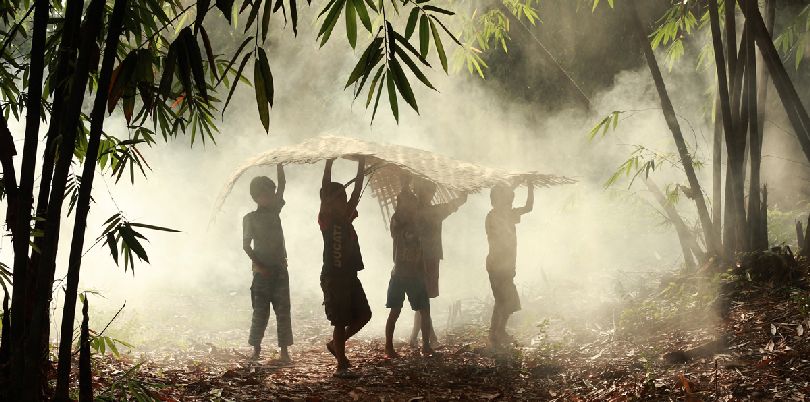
[250,176,276,207]
[490,184,514,209]
[395,189,418,218]
[415,180,437,204]
[321,181,348,214]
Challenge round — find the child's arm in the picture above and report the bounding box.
[515,182,534,215]
[348,156,366,210]
[322,158,335,190]
[276,164,286,199]
[242,217,259,265]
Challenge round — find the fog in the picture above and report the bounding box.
[3,1,805,353]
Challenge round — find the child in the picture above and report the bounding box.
[242,164,293,361]
[485,181,534,348]
[385,187,433,358]
[410,180,467,346]
[319,157,372,376]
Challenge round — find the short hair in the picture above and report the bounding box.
[321,181,347,201]
[415,179,437,196]
[396,189,418,211]
[250,176,276,201]
[490,184,514,206]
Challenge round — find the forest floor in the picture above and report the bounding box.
[79,258,809,401]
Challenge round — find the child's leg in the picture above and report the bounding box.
[271,276,293,361]
[489,303,503,345]
[332,325,349,369]
[385,308,401,357]
[249,279,272,357]
[419,305,434,354]
[410,311,421,346]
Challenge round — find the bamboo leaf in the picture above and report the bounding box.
[419,14,430,58]
[216,0,234,22]
[318,0,346,46]
[345,0,357,48]
[199,27,219,81]
[421,5,452,15]
[393,44,434,90]
[262,0,273,42]
[386,71,398,122]
[221,52,253,117]
[290,0,298,35]
[215,36,253,88]
[405,7,419,39]
[258,47,274,108]
[366,64,384,106]
[389,58,418,113]
[353,0,371,32]
[429,18,447,72]
[345,36,383,87]
[195,0,210,34]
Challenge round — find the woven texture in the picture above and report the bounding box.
[213,136,575,223]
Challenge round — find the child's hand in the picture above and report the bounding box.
[252,262,273,278]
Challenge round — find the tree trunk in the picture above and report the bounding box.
[710,0,750,257]
[631,0,719,257]
[78,298,92,402]
[739,0,810,163]
[54,0,128,397]
[0,114,16,231]
[803,213,810,257]
[712,95,722,245]
[9,0,50,399]
[797,220,805,252]
[725,0,737,90]
[0,289,9,365]
[746,0,763,252]
[21,0,92,398]
[646,179,705,270]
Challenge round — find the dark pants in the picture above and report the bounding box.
[249,269,293,348]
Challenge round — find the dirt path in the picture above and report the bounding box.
[88,279,809,401]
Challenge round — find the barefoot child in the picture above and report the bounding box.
[243,164,293,361]
[486,181,534,348]
[410,180,466,346]
[319,157,372,376]
[385,187,433,358]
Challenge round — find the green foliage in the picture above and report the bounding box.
[791,288,810,316]
[0,261,10,292]
[95,363,165,402]
[450,0,539,77]
[618,273,721,335]
[767,207,809,247]
[588,110,623,140]
[334,0,458,122]
[774,5,810,70]
[94,212,180,274]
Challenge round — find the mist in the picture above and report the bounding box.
[3,1,808,394]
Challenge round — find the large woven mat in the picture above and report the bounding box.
[213,135,575,224]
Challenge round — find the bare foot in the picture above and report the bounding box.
[278,348,292,363]
[408,337,418,348]
[250,345,261,361]
[421,346,435,357]
[385,346,400,359]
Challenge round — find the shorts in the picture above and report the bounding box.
[488,269,521,314]
[424,258,440,298]
[320,271,372,327]
[386,275,429,311]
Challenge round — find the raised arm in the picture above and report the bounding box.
[348,156,366,210]
[322,158,334,189]
[276,164,286,199]
[516,183,534,215]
